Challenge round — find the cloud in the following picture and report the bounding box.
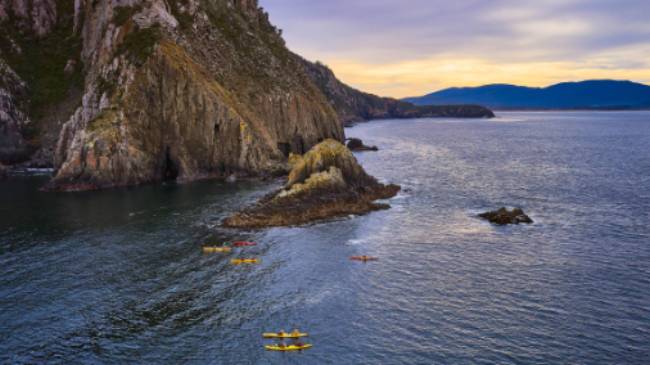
[260,0,650,96]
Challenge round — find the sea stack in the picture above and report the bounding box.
[223,139,400,228]
[479,207,533,225]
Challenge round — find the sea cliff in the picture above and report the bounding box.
[0,0,493,191]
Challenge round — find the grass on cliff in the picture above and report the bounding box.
[200,0,293,92]
[0,0,83,121]
[112,5,143,27]
[168,0,194,31]
[117,25,162,65]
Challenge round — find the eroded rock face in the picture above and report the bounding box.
[223,139,400,228]
[1,0,345,190]
[346,138,378,151]
[479,207,533,225]
[0,60,31,163]
[0,0,491,191]
[45,0,343,190]
[0,0,57,36]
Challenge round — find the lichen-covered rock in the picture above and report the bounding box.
[479,207,533,225]
[285,139,377,188]
[346,138,378,151]
[223,139,400,228]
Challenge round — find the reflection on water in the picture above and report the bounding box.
[2,112,650,364]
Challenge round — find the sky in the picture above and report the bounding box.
[259,0,650,98]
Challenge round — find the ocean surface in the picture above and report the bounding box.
[1,111,650,364]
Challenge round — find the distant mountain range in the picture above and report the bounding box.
[404,80,650,110]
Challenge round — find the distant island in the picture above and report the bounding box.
[405,80,650,110]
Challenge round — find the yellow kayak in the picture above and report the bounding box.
[265,344,312,351]
[231,258,259,265]
[203,246,232,253]
[263,332,308,339]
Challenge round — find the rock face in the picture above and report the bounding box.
[1,0,344,190]
[0,58,32,163]
[346,138,378,151]
[479,207,533,225]
[1,0,494,191]
[223,139,400,228]
[301,59,496,125]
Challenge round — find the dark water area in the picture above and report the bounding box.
[1,111,650,364]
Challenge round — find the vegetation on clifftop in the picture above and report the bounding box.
[116,25,162,65]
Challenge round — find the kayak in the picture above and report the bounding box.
[231,258,259,265]
[265,344,312,351]
[350,256,378,262]
[233,241,257,247]
[203,246,232,253]
[263,332,308,339]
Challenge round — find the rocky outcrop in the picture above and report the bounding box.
[301,59,495,125]
[346,138,378,151]
[223,139,400,228]
[479,207,533,225]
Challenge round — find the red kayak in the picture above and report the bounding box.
[350,256,379,262]
[233,241,257,247]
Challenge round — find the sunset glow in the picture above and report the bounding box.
[261,0,650,97]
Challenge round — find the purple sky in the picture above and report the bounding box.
[260,0,650,97]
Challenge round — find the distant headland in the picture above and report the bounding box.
[404,80,650,110]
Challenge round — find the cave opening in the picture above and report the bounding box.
[277,142,291,158]
[163,147,179,181]
[294,135,306,154]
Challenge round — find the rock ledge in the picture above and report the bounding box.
[346,138,378,151]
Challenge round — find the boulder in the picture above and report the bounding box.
[479,207,533,225]
[223,139,400,228]
[346,138,378,151]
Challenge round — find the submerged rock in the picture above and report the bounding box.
[479,207,533,225]
[223,139,400,228]
[346,138,378,151]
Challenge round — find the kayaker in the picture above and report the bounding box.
[278,343,286,349]
[279,329,287,337]
[291,329,300,337]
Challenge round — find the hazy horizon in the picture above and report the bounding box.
[261,0,650,98]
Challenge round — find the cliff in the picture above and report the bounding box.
[1,0,343,190]
[301,59,495,125]
[1,0,492,191]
